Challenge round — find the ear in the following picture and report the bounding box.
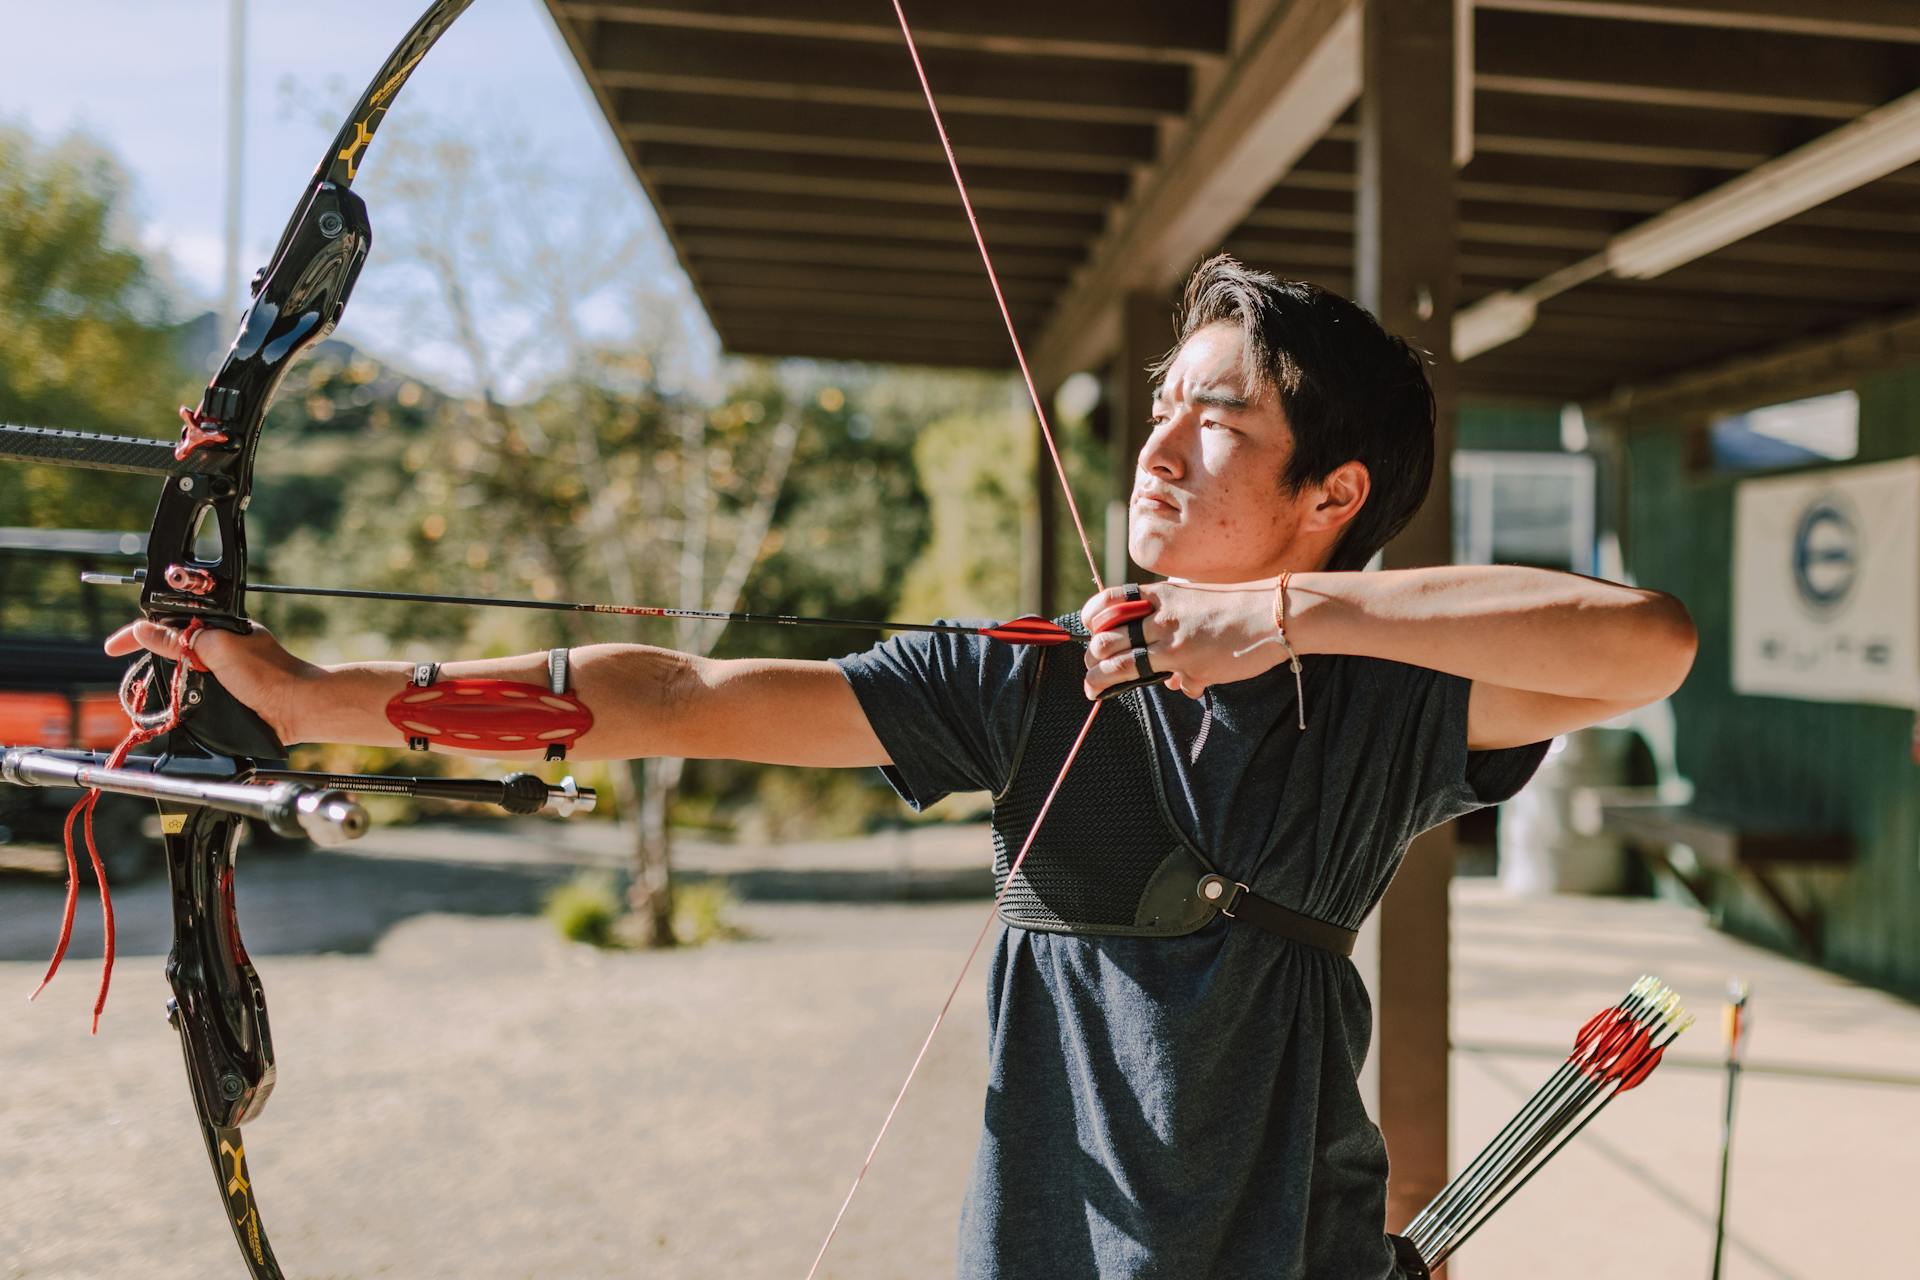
[1304,460,1370,535]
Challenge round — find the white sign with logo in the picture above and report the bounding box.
[1732,457,1920,708]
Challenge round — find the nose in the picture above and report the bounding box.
[1137,412,1188,480]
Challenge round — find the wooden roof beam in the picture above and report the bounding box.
[588,24,1192,124]
[1240,207,1920,263]
[689,260,1061,302]
[682,234,1080,279]
[558,0,1232,64]
[1030,0,1365,387]
[667,209,1090,249]
[1456,83,1920,359]
[1470,94,1835,171]
[705,287,1036,326]
[1281,137,1912,213]
[1475,0,1920,45]
[655,186,1103,247]
[1475,9,1917,118]
[615,89,1157,174]
[1597,306,1920,424]
[638,145,1125,213]
[721,332,1016,369]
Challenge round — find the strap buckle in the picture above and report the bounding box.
[1197,874,1249,918]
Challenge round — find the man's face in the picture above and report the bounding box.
[1128,322,1305,582]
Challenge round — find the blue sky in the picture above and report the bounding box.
[5,0,705,390]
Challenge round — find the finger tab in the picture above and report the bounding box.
[1087,597,1152,635]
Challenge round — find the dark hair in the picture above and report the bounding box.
[1150,254,1436,572]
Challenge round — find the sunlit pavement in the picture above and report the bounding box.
[1,823,1906,1277]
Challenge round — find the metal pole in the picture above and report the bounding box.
[221,0,248,336]
[1710,980,1751,1279]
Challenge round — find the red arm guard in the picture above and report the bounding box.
[385,679,594,754]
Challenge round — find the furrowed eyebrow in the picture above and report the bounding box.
[1149,384,1250,412]
[1193,389,1250,411]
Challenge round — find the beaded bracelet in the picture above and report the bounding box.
[1272,571,1307,731]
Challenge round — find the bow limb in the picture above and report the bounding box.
[135,3,473,1272]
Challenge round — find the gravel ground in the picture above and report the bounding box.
[3,821,1912,1279]
[1,825,993,1280]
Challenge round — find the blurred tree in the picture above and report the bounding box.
[895,397,1108,625]
[0,126,192,529]
[274,117,811,946]
[225,100,1087,940]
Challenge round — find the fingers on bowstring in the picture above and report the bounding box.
[1079,582,1149,632]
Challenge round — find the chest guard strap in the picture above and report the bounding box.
[990,615,1356,955]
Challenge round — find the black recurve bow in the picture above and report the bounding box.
[140,9,477,1272]
[0,4,601,1276]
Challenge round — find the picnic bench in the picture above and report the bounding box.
[1593,794,1853,957]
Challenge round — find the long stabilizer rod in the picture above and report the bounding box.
[0,423,207,477]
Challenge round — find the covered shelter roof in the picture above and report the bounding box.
[546,0,1920,409]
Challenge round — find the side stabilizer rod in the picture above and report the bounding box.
[1,748,367,846]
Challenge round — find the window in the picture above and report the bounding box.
[1453,451,1596,572]
[1706,389,1859,475]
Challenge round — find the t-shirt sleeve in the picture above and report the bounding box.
[832,622,1038,811]
[1402,667,1549,836]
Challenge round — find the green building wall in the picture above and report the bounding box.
[1457,402,1563,454]
[1457,384,1920,993]
[1617,367,1920,994]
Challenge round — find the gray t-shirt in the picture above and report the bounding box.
[836,624,1546,1279]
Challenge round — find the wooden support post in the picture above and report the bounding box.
[1355,0,1459,1237]
[1105,290,1173,590]
[1029,394,1060,618]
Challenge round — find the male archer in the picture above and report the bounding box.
[110,256,1696,1278]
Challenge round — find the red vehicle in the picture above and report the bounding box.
[0,528,152,880]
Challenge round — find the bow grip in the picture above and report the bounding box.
[138,651,289,762]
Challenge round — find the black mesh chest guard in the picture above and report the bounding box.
[989,615,1220,937]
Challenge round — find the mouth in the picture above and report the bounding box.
[1132,491,1180,517]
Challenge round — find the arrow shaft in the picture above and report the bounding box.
[84,572,1020,643]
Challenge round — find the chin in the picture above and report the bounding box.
[1129,529,1288,585]
[1126,531,1191,580]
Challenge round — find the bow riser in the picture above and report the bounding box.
[143,184,373,636]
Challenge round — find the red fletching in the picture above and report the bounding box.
[1400,977,1689,1269]
[1597,1027,1654,1082]
[1571,1006,1623,1057]
[1575,1019,1642,1079]
[1087,596,1153,636]
[979,615,1073,646]
[1616,1042,1668,1092]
